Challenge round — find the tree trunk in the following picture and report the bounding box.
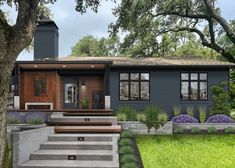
[0,58,14,168]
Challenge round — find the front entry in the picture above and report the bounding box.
[64,77,79,109]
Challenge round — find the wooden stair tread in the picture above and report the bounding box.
[54,126,121,133]
[63,112,112,116]
[48,121,112,126]
[64,109,113,113]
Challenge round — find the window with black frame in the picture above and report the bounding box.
[120,73,150,101]
[181,72,207,101]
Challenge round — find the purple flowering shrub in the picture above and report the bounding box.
[206,114,234,123]
[7,112,24,124]
[25,112,47,124]
[171,114,199,123]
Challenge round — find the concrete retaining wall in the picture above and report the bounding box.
[13,127,54,168]
[174,123,235,130]
[118,121,173,135]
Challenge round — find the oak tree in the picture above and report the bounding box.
[111,0,235,62]
[0,1,105,167]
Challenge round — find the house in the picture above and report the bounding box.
[8,19,235,117]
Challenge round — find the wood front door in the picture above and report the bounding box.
[64,77,79,109]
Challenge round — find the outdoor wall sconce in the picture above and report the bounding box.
[82,81,86,86]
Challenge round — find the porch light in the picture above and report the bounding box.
[90,65,95,68]
[34,65,38,68]
[62,65,67,68]
[82,81,86,86]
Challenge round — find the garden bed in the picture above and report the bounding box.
[119,131,144,168]
[173,123,235,134]
[118,121,173,135]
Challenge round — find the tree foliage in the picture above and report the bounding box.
[110,0,235,62]
[71,35,119,56]
[209,81,231,116]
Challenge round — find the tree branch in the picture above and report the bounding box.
[152,11,209,20]
[8,0,40,60]
[174,26,235,62]
[204,0,235,44]
[208,18,215,44]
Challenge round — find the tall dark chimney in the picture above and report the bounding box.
[34,19,59,61]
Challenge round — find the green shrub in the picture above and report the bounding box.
[121,162,138,168]
[119,146,135,155]
[144,105,167,133]
[173,105,181,116]
[157,112,168,127]
[198,106,207,123]
[120,154,137,164]
[117,113,127,121]
[174,127,183,134]
[230,110,235,120]
[27,119,44,125]
[136,113,146,122]
[186,106,194,116]
[116,105,136,121]
[7,119,20,124]
[120,131,133,139]
[190,127,201,134]
[224,127,235,133]
[209,81,231,116]
[207,127,217,133]
[119,138,133,147]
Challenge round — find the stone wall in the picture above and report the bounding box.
[118,121,173,135]
[173,123,235,131]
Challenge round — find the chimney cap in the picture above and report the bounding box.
[37,19,59,30]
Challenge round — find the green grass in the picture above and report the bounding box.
[137,135,235,168]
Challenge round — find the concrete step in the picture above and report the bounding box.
[48,121,113,126]
[30,150,113,161]
[48,134,119,142]
[54,125,121,133]
[49,116,118,125]
[19,160,119,168]
[40,141,113,150]
[63,112,112,116]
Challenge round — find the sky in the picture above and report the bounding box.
[2,0,235,60]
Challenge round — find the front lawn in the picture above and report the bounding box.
[137,135,235,168]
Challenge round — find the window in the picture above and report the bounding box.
[181,73,207,101]
[34,78,47,96]
[120,73,150,101]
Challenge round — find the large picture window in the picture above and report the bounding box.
[120,73,150,101]
[181,73,207,101]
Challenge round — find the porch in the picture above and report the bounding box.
[9,61,112,111]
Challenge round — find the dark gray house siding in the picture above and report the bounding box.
[109,67,229,118]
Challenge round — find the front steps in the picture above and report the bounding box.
[20,160,118,168]
[54,126,121,133]
[19,110,120,168]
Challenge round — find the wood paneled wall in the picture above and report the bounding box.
[20,71,61,109]
[79,76,104,109]
[20,71,104,109]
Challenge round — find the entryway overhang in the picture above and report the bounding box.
[16,60,113,70]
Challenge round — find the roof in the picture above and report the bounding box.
[59,56,235,67]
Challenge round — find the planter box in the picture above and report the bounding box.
[118,121,173,135]
[173,123,235,134]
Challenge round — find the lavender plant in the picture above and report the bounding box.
[7,112,24,124]
[171,114,199,123]
[24,112,47,124]
[206,114,234,123]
